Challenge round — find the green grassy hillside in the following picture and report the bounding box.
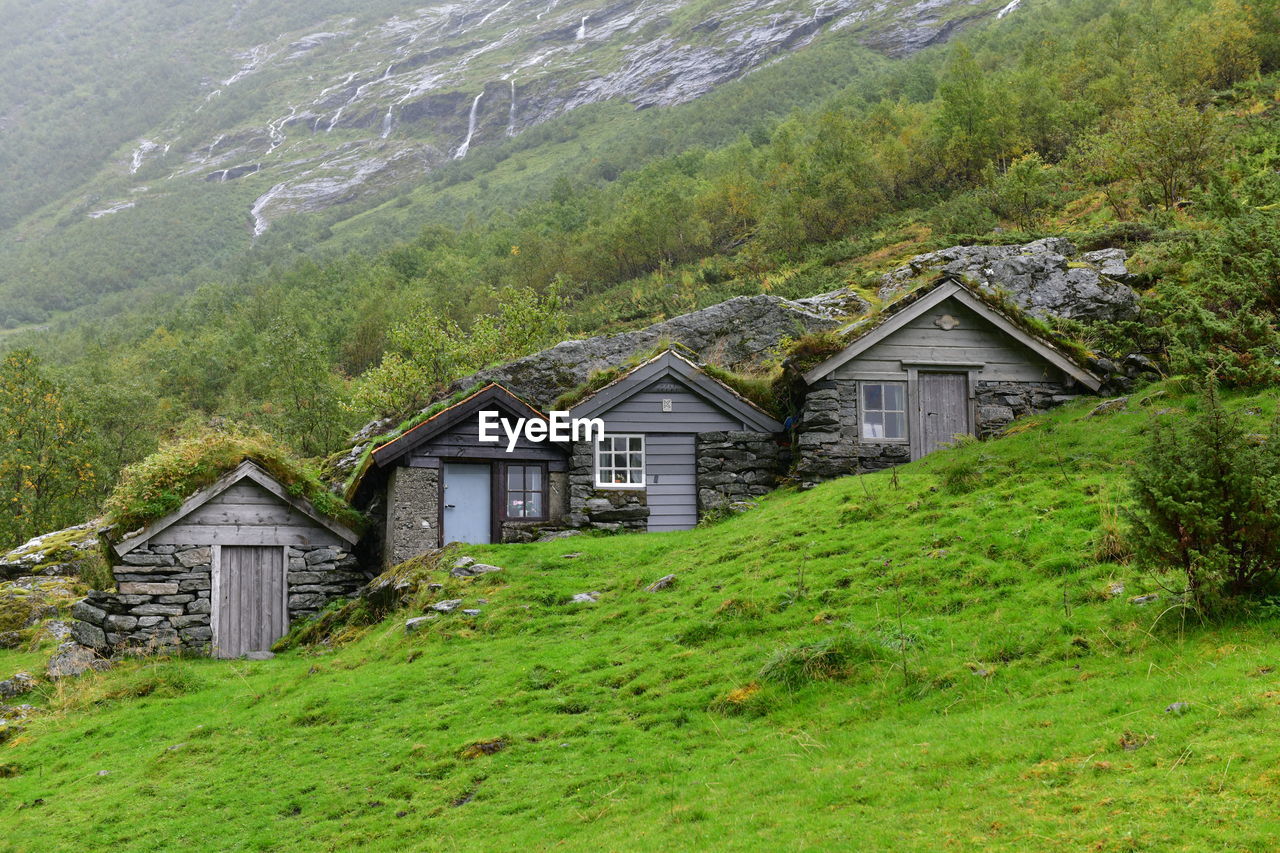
[5,385,1280,850]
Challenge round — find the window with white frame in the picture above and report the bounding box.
[595,434,645,487]
[861,382,908,440]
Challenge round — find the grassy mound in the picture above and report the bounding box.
[6,386,1280,850]
[104,425,362,536]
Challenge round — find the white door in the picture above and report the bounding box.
[443,462,491,544]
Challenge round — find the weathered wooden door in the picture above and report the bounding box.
[919,373,971,457]
[646,434,698,531]
[214,546,286,659]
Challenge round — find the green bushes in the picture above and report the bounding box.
[103,424,362,535]
[1128,383,1280,610]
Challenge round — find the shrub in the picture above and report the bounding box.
[1127,382,1280,610]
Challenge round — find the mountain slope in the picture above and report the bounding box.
[0,0,1010,325]
[5,387,1280,850]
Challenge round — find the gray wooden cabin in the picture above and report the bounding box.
[567,350,784,532]
[371,384,570,563]
[74,461,363,659]
[796,278,1102,485]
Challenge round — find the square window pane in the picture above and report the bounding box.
[507,467,524,491]
[863,384,882,411]
[528,467,542,490]
[507,494,523,516]
[629,437,643,452]
[886,412,907,439]
[629,453,643,469]
[884,383,905,411]
[527,493,543,517]
[863,411,884,439]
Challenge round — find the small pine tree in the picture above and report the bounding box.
[1128,382,1280,610]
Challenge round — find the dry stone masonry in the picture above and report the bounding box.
[68,543,363,656]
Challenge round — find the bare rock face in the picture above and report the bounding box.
[335,289,850,484]
[0,520,107,581]
[877,238,1141,322]
[47,643,112,680]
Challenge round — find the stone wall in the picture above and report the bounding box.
[567,443,649,532]
[68,543,364,657]
[795,378,861,488]
[385,466,440,566]
[797,377,1078,486]
[974,381,1080,437]
[696,431,784,512]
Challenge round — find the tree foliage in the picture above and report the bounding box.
[1128,383,1280,610]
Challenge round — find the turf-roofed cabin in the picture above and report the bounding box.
[75,461,363,659]
[565,350,784,533]
[796,277,1103,485]
[366,353,785,565]
[372,384,572,565]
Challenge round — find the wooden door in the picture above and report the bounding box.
[646,434,698,531]
[214,545,286,659]
[919,373,971,457]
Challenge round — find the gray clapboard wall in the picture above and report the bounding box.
[835,297,1058,382]
[149,481,347,548]
[596,378,749,434]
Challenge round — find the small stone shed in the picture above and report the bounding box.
[370,384,570,563]
[796,277,1102,484]
[72,461,362,658]
[566,350,784,532]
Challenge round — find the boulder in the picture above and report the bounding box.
[47,643,112,679]
[430,599,463,613]
[0,673,33,700]
[877,238,1140,323]
[450,563,503,578]
[405,615,437,633]
[645,574,677,592]
[71,620,108,650]
[571,592,599,603]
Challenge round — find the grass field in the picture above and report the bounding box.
[5,385,1280,851]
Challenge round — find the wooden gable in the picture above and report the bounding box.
[801,281,1102,390]
[113,461,359,556]
[568,351,783,434]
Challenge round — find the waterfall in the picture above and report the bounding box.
[251,181,289,238]
[380,105,396,139]
[507,79,517,136]
[576,15,588,40]
[327,107,344,132]
[536,0,558,20]
[454,91,483,159]
[996,0,1021,17]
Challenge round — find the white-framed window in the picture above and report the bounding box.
[861,382,908,441]
[595,434,645,488]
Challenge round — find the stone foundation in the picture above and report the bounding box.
[568,443,649,531]
[68,543,365,657]
[697,431,784,512]
[974,381,1080,437]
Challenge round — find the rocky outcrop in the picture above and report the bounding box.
[339,292,845,482]
[877,237,1140,322]
[0,521,108,581]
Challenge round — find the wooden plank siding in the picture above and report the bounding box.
[214,545,286,659]
[645,434,698,531]
[597,378,748,434]
[148,480,346,548]
[407,411,568,468]
[834,297,1063,383]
